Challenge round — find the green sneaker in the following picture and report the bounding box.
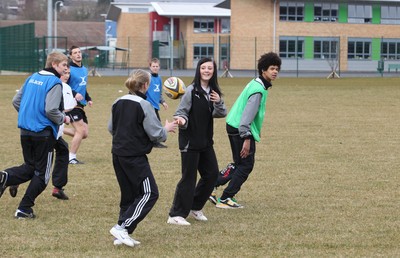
[216,197,243,209]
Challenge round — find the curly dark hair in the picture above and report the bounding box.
[257,52,281,76]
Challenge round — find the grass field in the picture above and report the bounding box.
[1,75,400,257]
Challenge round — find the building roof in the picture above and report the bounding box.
[106,1,229,20]
[112,0,223,3]
[151,2,230,17]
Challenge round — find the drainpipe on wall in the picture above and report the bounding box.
[273,0,276,52]
[170,16,174,76]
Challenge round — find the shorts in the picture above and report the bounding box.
[67,107,88,124]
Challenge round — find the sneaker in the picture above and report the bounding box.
[208,188,218,205]
[52,187,69,200]
[220,163,235,178]
[0,171,8,198]
[110,225,135,247]
[9,185,18,198]
[216,198,244,209]
[114,238,141,246]
[69,158,84,164]
[167,216,191,225]
[15,209,36,219]
[189,210,208,221]
[153,142,167,148]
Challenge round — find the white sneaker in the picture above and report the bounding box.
[167,216,191,225]
[189,210,208,221]
[110,225,135,247]
[114,238,141,246]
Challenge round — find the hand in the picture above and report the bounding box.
[75,93,84,102]
[162,102,168,110]
[240,139,250,158]
[164,119,177,133]
[88,100,93,107]
[209,90,221,103]
[64,115,71,125]
[174,116,186,126]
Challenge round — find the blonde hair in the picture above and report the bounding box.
[45,51,68,68]
[125,69,151,93]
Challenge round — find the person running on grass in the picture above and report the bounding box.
[108,69,177,247]
[0,51,69,219]
[209,52,281,209]
[63,45,92,164]
[8,64,77,200]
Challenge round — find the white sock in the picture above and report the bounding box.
[69,153,76,161]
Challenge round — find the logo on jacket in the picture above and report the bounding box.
[154,84,160,92]
[79,77,87,86]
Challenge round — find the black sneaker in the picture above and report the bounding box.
[153,142,167,148]
[69,158,84,164]
[9,185,18,198]
[208,188,218,205]
[52,187,69,200]
[15,209,36,219]
[0,171,8,198]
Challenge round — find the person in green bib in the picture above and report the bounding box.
[210,52,281,209]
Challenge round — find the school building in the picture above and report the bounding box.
[107,0,400,72]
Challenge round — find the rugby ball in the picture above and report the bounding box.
[163,77,186,99]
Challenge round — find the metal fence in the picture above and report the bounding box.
[1,24,400,77]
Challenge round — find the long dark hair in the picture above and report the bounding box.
[192,57,222,96]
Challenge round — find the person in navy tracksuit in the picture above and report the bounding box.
[108,69,177,247]
[0,51,69,219]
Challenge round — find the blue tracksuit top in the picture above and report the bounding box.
[18,72,62,138]
[146,74,162,110]
[69,64,88,106]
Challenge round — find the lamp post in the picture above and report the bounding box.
[54,1,64,50]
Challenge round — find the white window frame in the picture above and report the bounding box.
[381,39,400,60]
[314,38,339,59]
[348,4,372,24]
[279,1,304,21]
[193,44,214,60]
[348,38,371,60]
[194,18,215,33]
[381,6,400,24]
[314,3,338,22]
[279,37,304,58]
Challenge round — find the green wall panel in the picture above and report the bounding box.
[372,4,381,24]
[304,2,314,22]
[338,3,348,23]
[372,38,381,60]
[304,36,314,59]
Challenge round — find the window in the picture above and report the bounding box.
[193,45,214,60]
[348,39,371,59]
[314,38,338,59]
[279,37,304,58]
[221,18,230,33]
[194,18,214,33]
[381,6,400,24]
[348,4,372,23]
[381,40,400,60]
[314,3,338,22]
[279,1,304,21]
